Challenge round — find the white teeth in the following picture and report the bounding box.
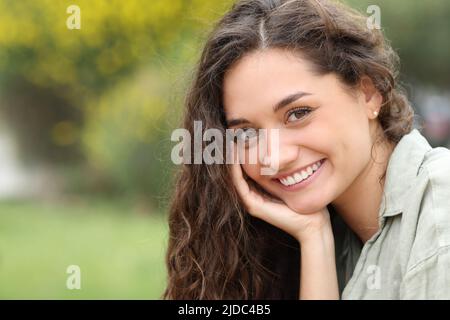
[301,171,308,179]
[294,173,302,183]
[278,160,323,187]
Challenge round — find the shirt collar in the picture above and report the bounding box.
[379,129,432,218]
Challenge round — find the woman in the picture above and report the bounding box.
[164,0,450,299]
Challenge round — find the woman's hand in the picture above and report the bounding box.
[230,161,332,244]
[231,160,340,299]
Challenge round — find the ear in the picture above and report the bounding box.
[359,76,383,119]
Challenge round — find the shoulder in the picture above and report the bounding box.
[422,145,450,181]
[407,146,450,270]
[421,146,450,224]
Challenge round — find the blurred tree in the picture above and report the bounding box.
[0,0,233,157]
[82,64,178,202]
[0,0,230,99]
[0,0,233,201]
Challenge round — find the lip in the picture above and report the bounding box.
[273,158,327,191]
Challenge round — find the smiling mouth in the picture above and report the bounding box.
[275,159,326,187]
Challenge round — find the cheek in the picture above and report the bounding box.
[332,136,373,188]
[324,97,369,135]
[241,163,261,181]
[321,108,372,167]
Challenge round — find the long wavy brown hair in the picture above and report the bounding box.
[163,0,414,299]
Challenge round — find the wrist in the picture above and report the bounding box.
[297,224,334,248]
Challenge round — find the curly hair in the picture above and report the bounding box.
[163,0,414,299]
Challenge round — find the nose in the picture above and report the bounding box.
[259,128,300,176]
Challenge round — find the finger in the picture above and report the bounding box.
[230,142,248,190]
[231,160,250,198]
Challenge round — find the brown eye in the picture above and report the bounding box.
[286,107,312,123]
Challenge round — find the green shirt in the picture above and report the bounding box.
[333,129,450,299]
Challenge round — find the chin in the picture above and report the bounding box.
[286,202,324,215]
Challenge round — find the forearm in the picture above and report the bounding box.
[298,228,340,300]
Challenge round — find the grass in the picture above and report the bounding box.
[0,199,168,299]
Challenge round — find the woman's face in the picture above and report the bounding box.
[223,48,382,214]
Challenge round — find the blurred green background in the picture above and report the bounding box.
[0,0,449,299]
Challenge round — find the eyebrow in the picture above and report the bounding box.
[226,91,312,127]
